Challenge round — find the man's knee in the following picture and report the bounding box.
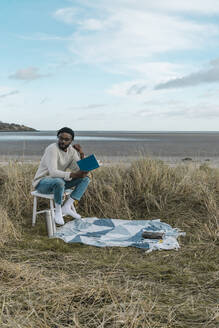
[82,176,90,185]
[80,177,90,186]
[53,178,65,188]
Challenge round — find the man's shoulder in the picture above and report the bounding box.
[44,143,57,153]
[68,145,80,159]
[68,144,76,152]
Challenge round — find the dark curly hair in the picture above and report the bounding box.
[57,127,74,140]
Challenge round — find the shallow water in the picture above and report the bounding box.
[0,130,219,160]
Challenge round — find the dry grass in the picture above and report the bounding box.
[0,206,19,247]
[0,159,218,327]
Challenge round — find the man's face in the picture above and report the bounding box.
[57,132,73,151]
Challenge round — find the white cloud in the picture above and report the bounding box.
[40,97,48,104]
[68,104,107,110]
[47,2,219,93]
[9,67,49,81]
[76,111,110,121]
[128,62,182,79]
[53,7,79,24]
[78,18,104,31]
[70,10,215,65]
[138,103,219,119]
[108,61,184,97]
[138,0,219,14]
[109,58,219,97]
[155,58,219,89]
[51,2,218,92]
[79,0,219,15]
[18,33,73,41]
[0,90,19,99]
[109,80,149,97]
[53,2,219,68]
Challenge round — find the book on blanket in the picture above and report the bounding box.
[77,154,100,172]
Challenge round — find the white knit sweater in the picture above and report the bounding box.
[32,143,80,188]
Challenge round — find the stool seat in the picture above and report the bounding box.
[31,189,72,199]
[31,190,56,200]
[31,189,72,236]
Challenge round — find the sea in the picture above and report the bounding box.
[1,130,219,163]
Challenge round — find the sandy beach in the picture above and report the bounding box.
[1,131,219,166]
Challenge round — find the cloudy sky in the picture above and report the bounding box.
[1,0,219,131]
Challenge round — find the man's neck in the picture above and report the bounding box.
[57,144,70,152]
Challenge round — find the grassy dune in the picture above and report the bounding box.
[0,159,218,328]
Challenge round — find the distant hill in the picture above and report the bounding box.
[0,121,37,131]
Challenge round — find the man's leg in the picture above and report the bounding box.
[65,176,90,201]
[36,177,65,204]
[36,178,65,225]
[62,177,90,219]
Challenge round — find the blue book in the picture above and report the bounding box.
[77,154,100,171]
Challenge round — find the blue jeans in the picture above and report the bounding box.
[36,177,90,204]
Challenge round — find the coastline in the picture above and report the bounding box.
[1,154,219,168]
[1,130,219,167]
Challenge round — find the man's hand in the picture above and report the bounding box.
[73,144,84,159]
[70,170,88,179]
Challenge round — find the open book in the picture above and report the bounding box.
[77,154,100,172]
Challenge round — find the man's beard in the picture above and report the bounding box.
[58,142,69,151]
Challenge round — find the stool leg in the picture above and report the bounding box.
[32,196,37,227]
[46,211,54,238]
[50,199,56,234]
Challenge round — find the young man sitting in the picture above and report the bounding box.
[32,127,89,225]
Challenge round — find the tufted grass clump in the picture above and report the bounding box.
[0,158,218,328]
[0,206,19,247]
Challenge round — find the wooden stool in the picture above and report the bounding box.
[31,189,72,236]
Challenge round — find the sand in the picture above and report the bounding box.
[1,131,219,167]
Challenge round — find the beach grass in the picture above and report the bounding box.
[0,159,218,327]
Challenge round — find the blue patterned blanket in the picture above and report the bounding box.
[54,218,184,252]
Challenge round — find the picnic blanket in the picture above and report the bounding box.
[54,217,185,252]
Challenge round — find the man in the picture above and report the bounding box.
[32,127,90,225]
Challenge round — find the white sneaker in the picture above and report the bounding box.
[62,198,81,219]
[71,202,82,219]
[54,207,65,225]
[62,206,81,219]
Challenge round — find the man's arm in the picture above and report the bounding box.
[45,146,71,180]
[71,144,88,178]
[73,144,85,159]
[64,144,88,179]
